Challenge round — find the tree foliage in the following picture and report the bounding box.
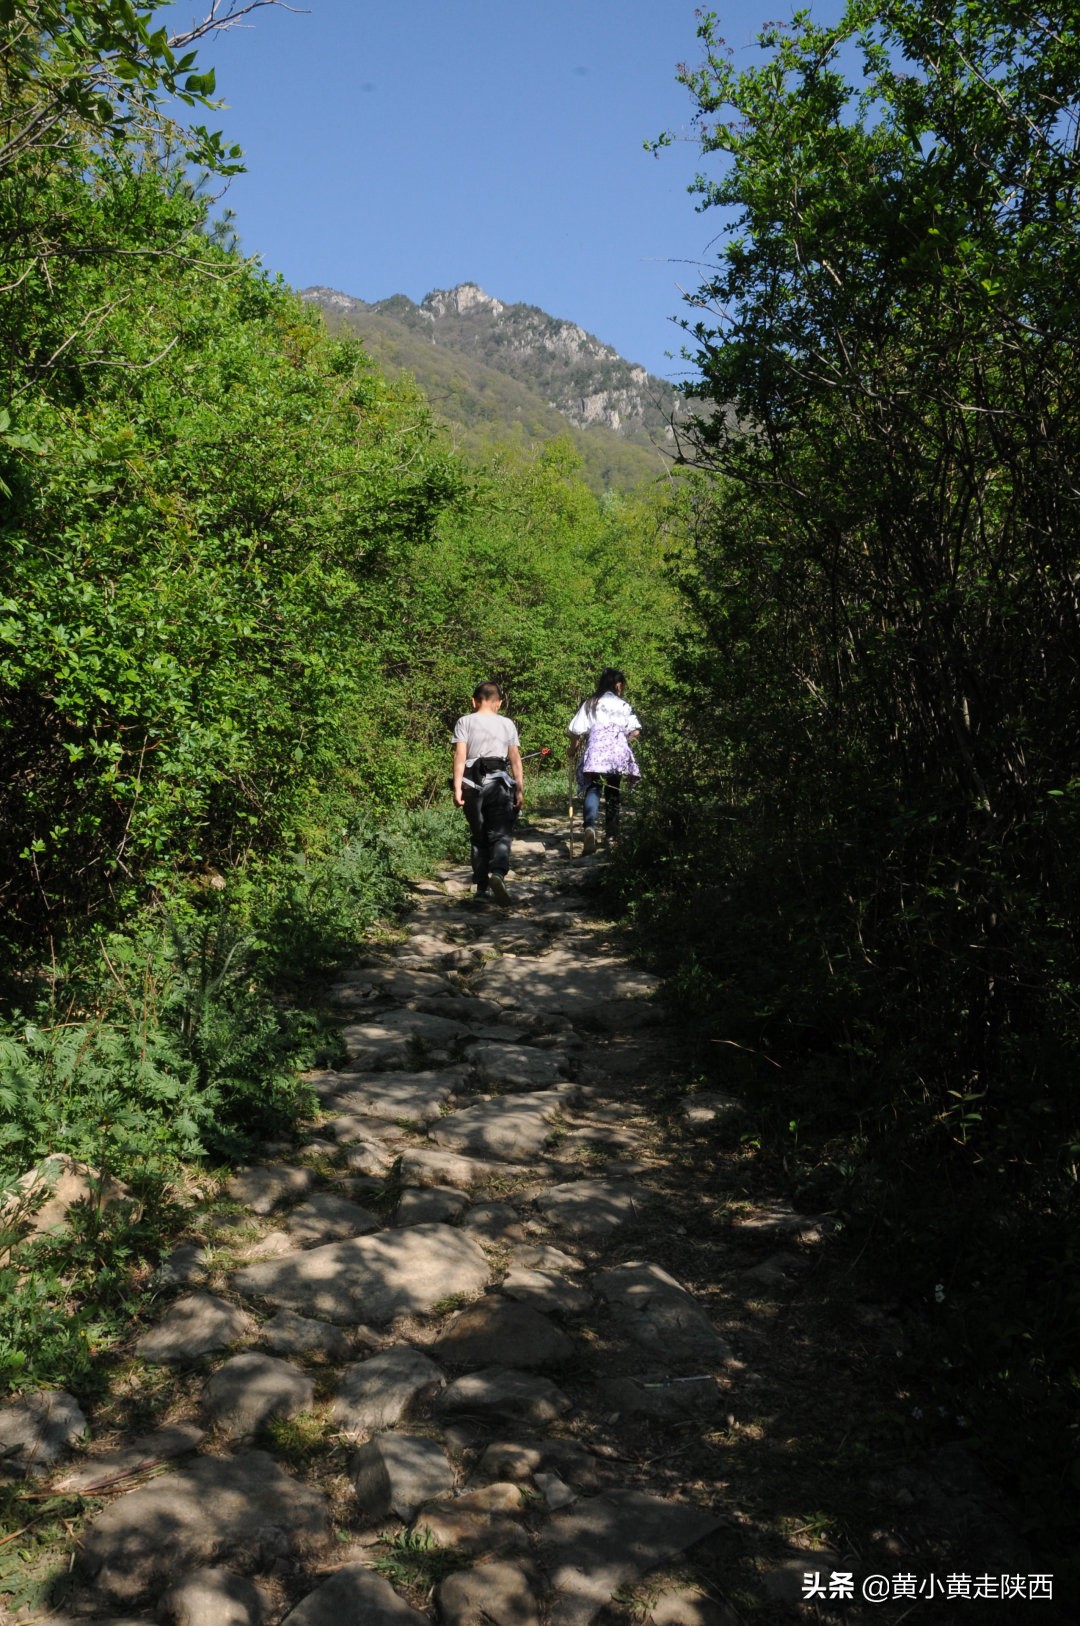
[636,0,1080,1539]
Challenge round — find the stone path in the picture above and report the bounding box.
[8,821,846,1626]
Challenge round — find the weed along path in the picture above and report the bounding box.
[3,821,1034,1625]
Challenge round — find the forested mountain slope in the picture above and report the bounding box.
[302,282,687,493]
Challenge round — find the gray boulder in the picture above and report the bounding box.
[351,1432,455,1519]
[79,1450,328,1602]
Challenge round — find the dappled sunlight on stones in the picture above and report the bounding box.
[648,1584,740,1626]
[284,1192,381,1246]
[398,1145,502,1189]
[0,1389,86,1480]
[436,1559,542,1626]
[225,1163,313,1215]
[156,1242,210,1289]
[415,1480,530,1557]
[540,1490,723,1626]
[203,1352,315,1438]
[501,1268,590,1316]
[393,1184,470,1225]
[510,1242,585,1273]
[438,1367,572,1428]
[594,1262,734,1365]
[480,947,660,1019]
[280,1565,429,1626]
[79,1450,328,1603]
[63,827,765,1621]
[340,1008,471,1070]
[431,1089,573,1162]
[159,1565,270,1626]
[536,1178,648,1239]
[258,1309,352,1361]
[469,1042,569,1091]
[230,1222,490,1325]
[351,1431,455,1519]
[431,1297,575,1369]
[318,1067,463,1125]
[134,1293,255,1366]
[460,1201,527,1245]
[332,1346,446,1436]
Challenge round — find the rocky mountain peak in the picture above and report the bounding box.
[421,283,505,320]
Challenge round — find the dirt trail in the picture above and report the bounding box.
[5,820,1040,1625]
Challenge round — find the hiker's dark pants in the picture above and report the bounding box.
[463,779,515,887]
[583,773,621,837]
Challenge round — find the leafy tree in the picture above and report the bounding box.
[637,0,1080,1542]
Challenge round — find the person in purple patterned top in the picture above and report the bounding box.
[567,668,642,852]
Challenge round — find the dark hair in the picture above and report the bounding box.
[473,680,504,703]
[583,667,626,721]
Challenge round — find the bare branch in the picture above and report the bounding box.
[167,0,309,51]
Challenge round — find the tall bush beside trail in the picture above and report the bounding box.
[636,0,1080,1541]
[0,162,460,961]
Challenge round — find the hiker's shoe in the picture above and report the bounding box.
[489,872,511,907]
[582,827,598,855]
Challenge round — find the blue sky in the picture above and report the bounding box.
[162,1,794,381]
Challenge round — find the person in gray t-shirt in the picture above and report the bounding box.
[452,681,524,904]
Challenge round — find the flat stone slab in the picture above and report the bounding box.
[55,1425,205,1494]
[469,1043,568,1091]
[593,1263,733,1365]
[258,1311,352,1361]
[332,1346,446,1436]
[204,1352,315,1438]
[536,1180,648,1239]
[160,1566,268,1626]
[80,1450,328,1602]
[432,1298,574,1369]
[431,1090,567,1162]
[398,1146,502,1190]
[394,1185,470,1226]
[413,992,505,1023]
[649,1586,739,1626]
[501,1269,590,1316]
[284,1193,381,1246]
[281,1565,428,1626]
[323,1111,406,1145]
[438,1367,571,1428]
[460,1202,527,1245]
[342,1139,397,1177]
[230,1223,490,1325]
[320,1071,459,1126]
[340,1009,470,1070]
[481,950,660,1017]
[511,1243,585,1274]
[351,1432,455,1520]
[416,1482,529,1558]
[225,1164,313,1216]
[541,1490,723,1626]
[134,1294,255,1366]
[329,967,456,1006]
[437,1560,540,1626]
[0,1389,87,1480]
[157,1243,210,1289]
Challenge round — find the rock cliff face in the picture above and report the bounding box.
[302,282,683,443]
